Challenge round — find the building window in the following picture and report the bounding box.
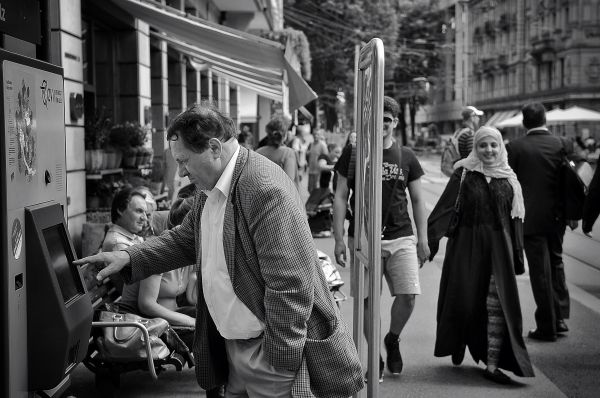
[559,58,565,87]
[82,19,94,87]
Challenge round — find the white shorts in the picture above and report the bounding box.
[348,235,421,298]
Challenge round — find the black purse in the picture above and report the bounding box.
[446,170,466,237]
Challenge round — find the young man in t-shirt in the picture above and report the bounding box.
[333,96,430,381]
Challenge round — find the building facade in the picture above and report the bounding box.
[1,0,313,253]
[421,0,600,136]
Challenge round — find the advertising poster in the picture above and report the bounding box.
[3,60,65,210]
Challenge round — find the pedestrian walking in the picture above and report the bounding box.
[333,96,430,380]
[582,164,600,236]
[307,129,328,193]
[506,102,575,341]
[75,103,364,398]
[457,105,484,159]
[428,126,534,384]
[255,115,299,189]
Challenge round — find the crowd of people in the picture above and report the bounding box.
[74,98,599,396]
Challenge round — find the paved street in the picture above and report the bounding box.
[65,153,600,398]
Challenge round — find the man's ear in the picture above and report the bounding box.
[208,137,223,158]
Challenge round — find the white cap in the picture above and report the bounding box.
[463,105,484,117]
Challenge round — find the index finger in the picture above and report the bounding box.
[73,253,104,266]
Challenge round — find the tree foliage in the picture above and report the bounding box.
[285,0,447,131]
[284,0,398,129]
[393,1,445,91]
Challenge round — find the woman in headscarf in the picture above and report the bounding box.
[427,126,534,384]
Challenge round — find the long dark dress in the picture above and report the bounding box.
[428,168,534,377]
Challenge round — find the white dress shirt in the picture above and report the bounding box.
[526,126,549,135]
[200,144,264,339]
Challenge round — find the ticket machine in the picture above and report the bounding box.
[1,49,92,397]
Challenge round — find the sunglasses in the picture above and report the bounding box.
[383,117,394,124]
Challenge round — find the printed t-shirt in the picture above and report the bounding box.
[334,141,424,239]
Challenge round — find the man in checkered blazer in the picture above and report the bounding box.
[77,103,363,398]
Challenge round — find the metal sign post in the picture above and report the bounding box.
[353,38,384,398]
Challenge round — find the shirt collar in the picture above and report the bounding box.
[526,126,549,134]
[109,223,141,241]
[208,143,240,199]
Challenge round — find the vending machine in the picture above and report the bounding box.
[1,49,92,397]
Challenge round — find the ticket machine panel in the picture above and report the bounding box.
[0,48,79,398]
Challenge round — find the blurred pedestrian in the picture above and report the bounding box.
[305,143,342,238]
[457,105,484,159]
[506,102,574,341]
[238,124,254,150]
[582,164,600,236]
[307,129,328,193]
[290,124,310,182]
[318,143,342,190]
[75,103,364,397]
[428,126,534,384]
[256,115,299,189]
[345,131,357,148]
[333,96,430,380]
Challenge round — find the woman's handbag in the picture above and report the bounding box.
[447,169,467,237]
[96,311,171,361]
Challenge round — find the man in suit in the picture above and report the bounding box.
[583,164,600,237]
[506,102,572,341]
[75,104,364,398]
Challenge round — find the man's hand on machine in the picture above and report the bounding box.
[73,251,131,281]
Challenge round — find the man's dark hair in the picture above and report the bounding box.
[110,186,145,223]
[166,102,238,153]
[384,96,400,118]
[265,115,291,147]
[522,102,547,130]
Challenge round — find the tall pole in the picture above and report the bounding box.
[352,43,364,379]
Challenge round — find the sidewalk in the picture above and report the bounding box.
[314,237,566,398]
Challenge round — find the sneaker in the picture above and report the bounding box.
[364,356,384,383]
[384,332,403,375]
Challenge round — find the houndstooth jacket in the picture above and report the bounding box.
[124,146,364,398]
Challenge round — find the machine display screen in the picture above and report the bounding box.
[42,225,83,303]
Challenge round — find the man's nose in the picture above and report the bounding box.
[178,166,188,177]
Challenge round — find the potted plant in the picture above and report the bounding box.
[110,122,148,168]
[149,157,165,195]
[85,110,112,170]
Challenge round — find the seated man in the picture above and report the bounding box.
[102,187,147,254]
[117,187,197,346]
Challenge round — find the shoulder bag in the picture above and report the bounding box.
[96,311,171,362]
[446,169,467,237]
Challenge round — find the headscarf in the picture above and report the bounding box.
[454,126,525,220]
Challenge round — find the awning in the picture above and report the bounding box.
[115,0,317,110]
[546,106,600,123]
[151,30,283,101]
[485,110,519,127]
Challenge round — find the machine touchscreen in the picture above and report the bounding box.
[42,225,83,303]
